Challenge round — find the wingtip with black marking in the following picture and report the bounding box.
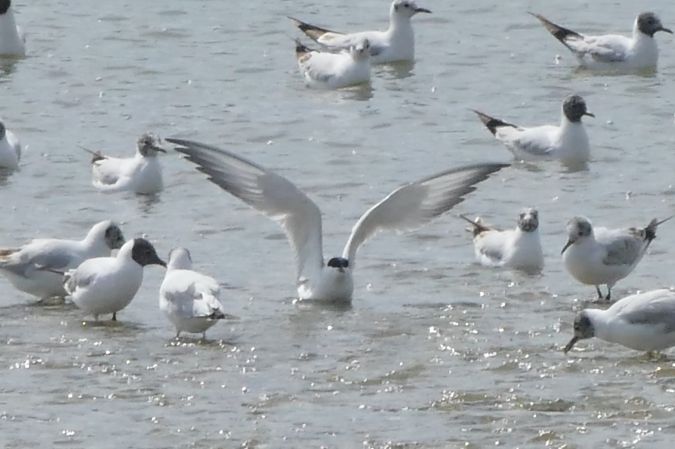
[473,110,517,136]
[528,12,582,45]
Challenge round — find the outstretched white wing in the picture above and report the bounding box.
[342,163,508,266]
[167,138,324,282]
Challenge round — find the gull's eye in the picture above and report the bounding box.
[402,2,409,7]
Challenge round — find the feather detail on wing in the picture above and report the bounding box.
[167,138,324,281]
[341,163,508,266]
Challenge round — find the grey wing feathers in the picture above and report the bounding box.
[602,236,644,266]
[622,293,675,333]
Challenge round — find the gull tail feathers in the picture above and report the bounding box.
[473,110,517,136]
[644,216,673,243]
[288,16,336,42]
[79,145,106,164]
[529,12,582,50]
[459,214,491,237]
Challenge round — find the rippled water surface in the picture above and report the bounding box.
[2,0,675,447]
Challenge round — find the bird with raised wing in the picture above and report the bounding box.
[65,238,166,321]
[160,247,227,338]
[295,38,371,89]
[461,208,544,273]
[0,0,26,57]
[565,289,675,354]
[167,138,507,303]
[562,216,671,301]
[0,120,21,170]
[87,133,166,194]
[531,12,672,71]
[474,95,593,166]
[0,221,125,301]
[289,0,431,64]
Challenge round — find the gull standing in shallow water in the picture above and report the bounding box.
[289,0,431,64]
[474,95,593,166]
[531,12,672,71]
[167,138,508,303]
[0,0,26,57]
[0,220,125,301]
[295,39,371,89]
[565,289,675,354]
[65,238,165,321]
[561,216,671,301]
[87,133,166,194]
[159,248,227,338]
[0,120,21,170]
[460,208,544,273]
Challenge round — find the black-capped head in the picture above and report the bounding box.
[561,216,593,254]
[0,0,10,15]
[131,238,166,267]
[0,121,5,140]
[327,257,350,273]
[637,12,672,37]
[137,133,166,157]
[104,223,125,250]
[564,311,595,353]
[562,95,594,123]
[517,208,539,233]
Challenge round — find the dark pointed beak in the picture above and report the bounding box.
[659,26,673,34]
[151,145,167,154]
[584,111,595,118]
[415,7,432,14]
[154,256,167,268]
[561,239,574,255]
[564,336,579,353]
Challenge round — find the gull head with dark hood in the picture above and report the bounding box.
[392,0,431,18]
[517,208,539,233]
[0,0,11,15]
[564,311,595,353]
[327,257,350,273]
[562,95,594,123]
[131,238,166,267]
[637,12,672,37]
[137,133,166,158]
[104,223,125,250]
[350,39,371,61]
[561,216,593,254]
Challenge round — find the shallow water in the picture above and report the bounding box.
[2,0,675,447]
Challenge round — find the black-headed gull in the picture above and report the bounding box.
[0,120,21,170]
[474,95,593,166]
[565,289,675,354]
[0,0,25,57]
[167,138,508,303]
[295,39,371,89]
[0,220,125,301]
[87,133,166,194]
[159,247,227,338]
[289,0,431,64]
[531,12,672,71]
[561,216,671,301]
[460,208,543,273]
[65,238,166,321]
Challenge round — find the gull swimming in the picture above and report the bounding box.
[562,216,670,301]
[295,39,371,89]
[565,289,675,354]
[86,133,165,194]
[65,238,165,321]
[531,12,672,71]
[460,208,544,273]
[0,120,21,170]
[0,220,125,301]
[167,138,507,303]
[289,0,431,64]
[0,0,25,57]
[474,95,593,165]
[159,247,227,338]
